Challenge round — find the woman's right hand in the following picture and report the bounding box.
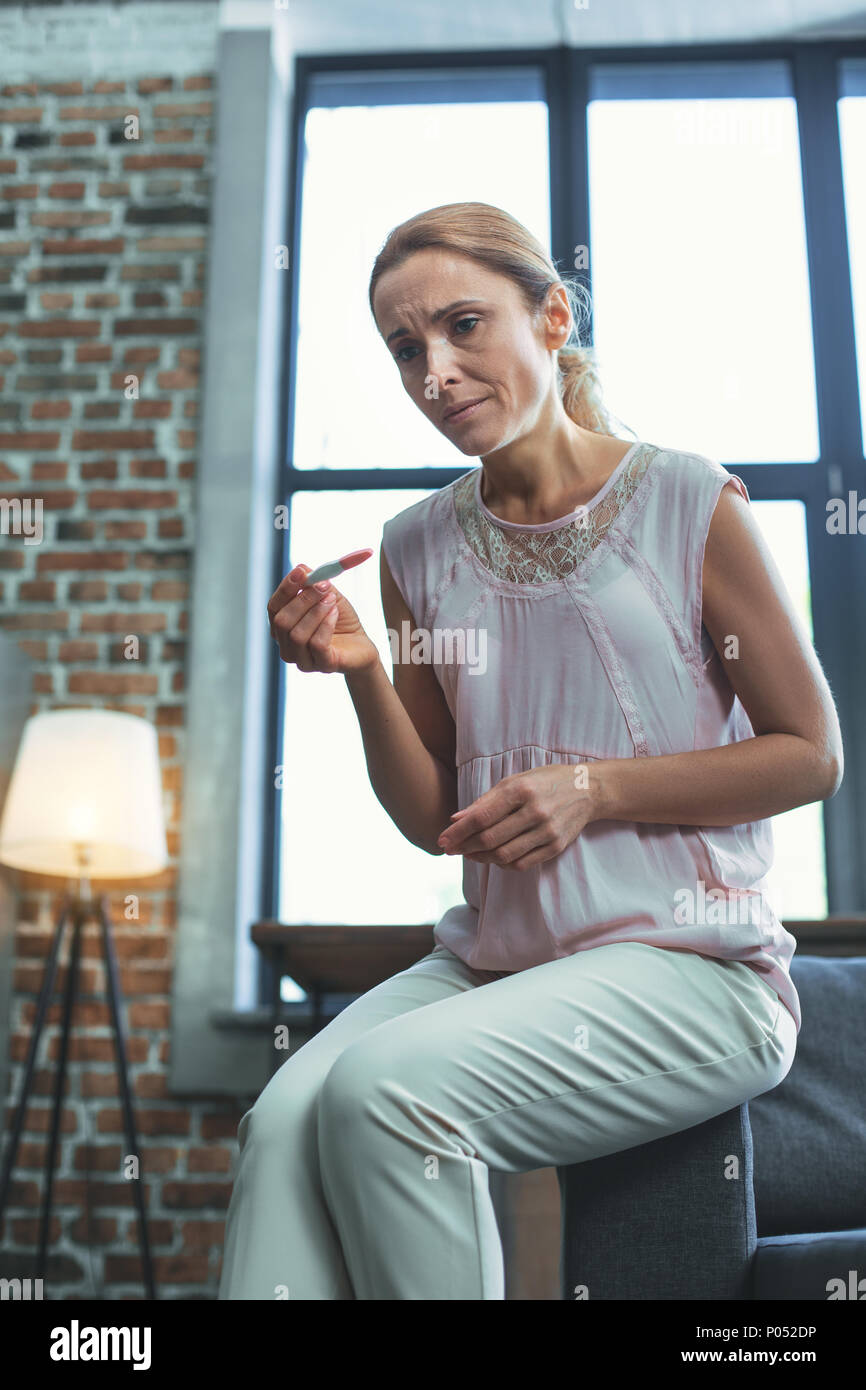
[267,564,379,675]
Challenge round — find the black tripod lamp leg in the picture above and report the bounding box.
[97,894,156,1301]
[37,903,84,1279]
[0,898,71,1235]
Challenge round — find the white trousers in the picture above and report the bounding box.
[217,940,797,1300]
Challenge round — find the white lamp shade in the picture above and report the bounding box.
[0,709,169,878]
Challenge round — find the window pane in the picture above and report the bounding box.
[294,94,549,469]
[749,499,827,919]
[587,67,819,463]
[838,60,866,456]
[279,489,464,926]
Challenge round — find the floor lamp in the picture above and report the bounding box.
[0,708,168,1299]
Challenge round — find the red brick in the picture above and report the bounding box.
[129,457,166,478]
[58,106,139,121]
[31,462,68,479]
[80,611,165,632]
[151,580,187,600]
[72,429,154,450]
[200,1113,245,1141]
[133,1072,170,1100]
[2,183,38,199]
[32,211,112,229]
[67,580,107,599]
[123,345,161,362]
[152,102,211,118]
[12,1216,62,1243]
[0,429,60,448]
[105,1253,209,1284]
[118,965,172,994]
[0,611,69,629]
[85,292,120,308]
[103,521,147,540]
[18,321,101,339]
[114,318,198,336]
[72,1144,124,1172]
[42,237,125,255]
[180,1220,225,1252]
[87,488,176,509]
[0,108,43,123]
[127,1006,170,1028]
[36,551,125,571]
[157,369,198,389]
[161,1181,232,1211]
[156,703,183,726]
[187,1147,232,1174]
[98,1108,189,1138]
[18,580,56,599]
[68,1216,119,1243]
[5,1104,77,1134]
[76,344,113,363]
[135,236,204,252]
[123,154,205,170]
[79,462,117,482]
[58,640,100,661]
[48,182,85,199]
[67,672,159,695]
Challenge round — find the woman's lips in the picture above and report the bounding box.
[445,398,487,425]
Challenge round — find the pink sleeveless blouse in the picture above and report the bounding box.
[381,440,801,1033]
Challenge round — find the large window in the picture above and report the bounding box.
[838,58,866,455]
[586,63,818,463]
[267,44,866,1004]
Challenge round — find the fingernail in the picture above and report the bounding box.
[314,581,331,593]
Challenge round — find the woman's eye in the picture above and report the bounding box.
[394,316,480,363]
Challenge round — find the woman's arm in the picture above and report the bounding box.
[343,545,459,855]
[591,481,844,827]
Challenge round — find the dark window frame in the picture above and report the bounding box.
[259,38,866,1007]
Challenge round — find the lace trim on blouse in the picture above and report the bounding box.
[453,442,657,585]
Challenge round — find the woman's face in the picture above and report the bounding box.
[372,247,570,456]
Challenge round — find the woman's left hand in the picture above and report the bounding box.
[436,762,602,871]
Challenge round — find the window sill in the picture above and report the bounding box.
[211,995,361,1032]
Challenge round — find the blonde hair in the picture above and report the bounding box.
[368,200,632,438]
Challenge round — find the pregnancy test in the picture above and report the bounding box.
[300,547,374,587]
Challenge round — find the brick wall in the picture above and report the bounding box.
[0,56,257,1299]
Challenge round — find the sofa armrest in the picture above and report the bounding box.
[558,1103,755,1300]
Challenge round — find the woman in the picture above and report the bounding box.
[219,202,843,1301]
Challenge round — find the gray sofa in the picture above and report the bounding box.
[557,949,866,1299]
